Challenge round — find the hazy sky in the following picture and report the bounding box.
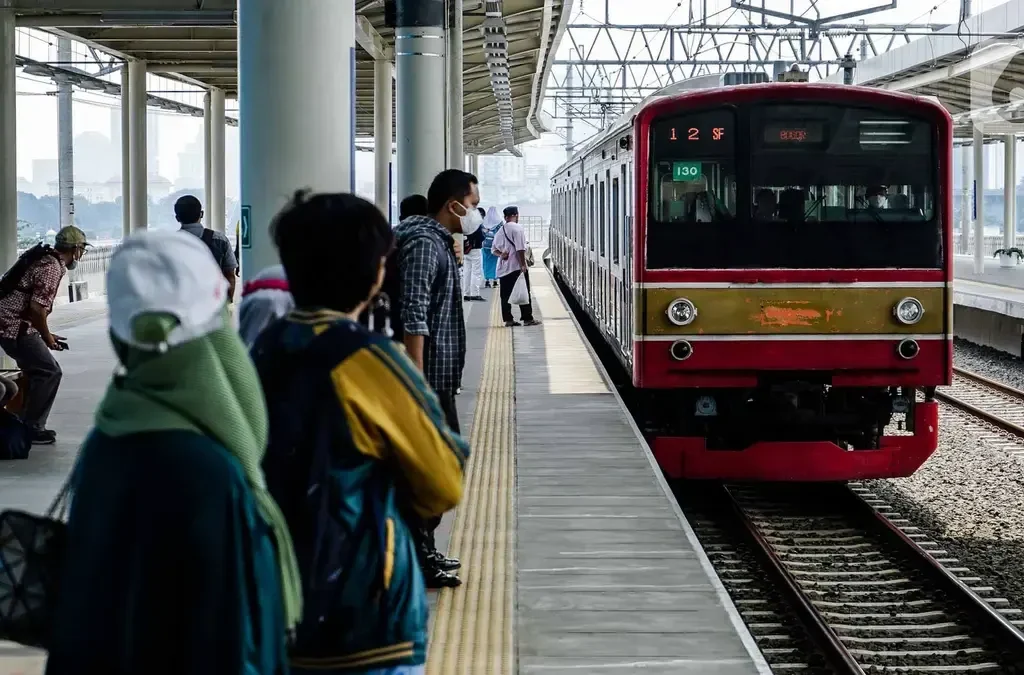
[13,0,967,189]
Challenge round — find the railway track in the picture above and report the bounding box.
[700,482,1024,674]
[938,369,1024,438]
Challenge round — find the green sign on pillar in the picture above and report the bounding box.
[672,161,702,182]
[240,205,252,249]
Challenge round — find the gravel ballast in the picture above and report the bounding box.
[866,407,1024,614]
[955,337,1024,390]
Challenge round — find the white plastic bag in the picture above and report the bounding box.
[509,274,530,305]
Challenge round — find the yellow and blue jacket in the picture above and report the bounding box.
[251,309,469,672]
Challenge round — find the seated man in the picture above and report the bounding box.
[252,190,469,675]
[754,188,777,220]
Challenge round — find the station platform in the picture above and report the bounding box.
[0,270,769,674]
[953,255,1024,355]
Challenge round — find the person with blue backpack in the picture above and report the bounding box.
[251,190,468,675]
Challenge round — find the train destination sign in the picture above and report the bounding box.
[762,121,826,145]
[672,162,702,181]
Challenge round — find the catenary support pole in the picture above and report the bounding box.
[1002,134,1016,267]
[374,59,393,221]
[209,88,226,233]
[57,37,75,229]
[960,145,970,255]
[203,91,212,209]
[395,0,446,202]
[120,65,131,238]
[0,10,15,270]
[446,0,463,169]
[128,59,148,231]
[238,0,355,277]
[974,127,985,275]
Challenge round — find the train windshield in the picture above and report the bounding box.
[647,103,942,269]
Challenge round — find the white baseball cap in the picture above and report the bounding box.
[107,230,230,351]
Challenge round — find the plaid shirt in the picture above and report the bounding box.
[394,216,466,393]
[0,254,66,340]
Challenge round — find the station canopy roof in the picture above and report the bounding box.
[10,0,571,153]
[824,0,1024,139]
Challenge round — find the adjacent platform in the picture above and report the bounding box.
[953,255,1024,355]
[427,268,769,674]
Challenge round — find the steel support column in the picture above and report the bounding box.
[446,0,463,169]
[120,66,131,238]
[209,88,226,233]
[974,127,985,274]
[238,0,355,277]
[203,91,212,208]
[374,59,393,221]
[1002,135,1017,267]
[395,0,445,202]
[960,146,970,255]
[57,37,75,229]
[0,10,15,270]
[468,154,478,176]
[128,59,148,231]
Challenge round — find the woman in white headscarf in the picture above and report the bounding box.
[238,265,294,347]
[480,206,503,288]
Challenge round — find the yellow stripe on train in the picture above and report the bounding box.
[640,286,946,335]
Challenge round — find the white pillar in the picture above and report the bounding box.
[446,0,463,169]
[0,10,16,270]
[203,91,212,208]
[374,59,393,221]
[395,1,446,202]
[120,66,131,238]
[238,0,355,277]
[128,60,148,231]
[960,145,970,255]
[57,37,75,229]
[468,154,478,176]
[209,88,226,233]
[1002,134,1017,267]
[974,127,985,274]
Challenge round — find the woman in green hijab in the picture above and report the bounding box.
[46,231,302,675]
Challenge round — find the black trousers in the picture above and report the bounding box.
[498,269,534,324]
[0,333,61,431]
[417,389,461,551]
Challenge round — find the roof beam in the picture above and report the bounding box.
[355,15,388,61]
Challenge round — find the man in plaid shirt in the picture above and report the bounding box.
[393,169,481,588]
[0,226,89,444]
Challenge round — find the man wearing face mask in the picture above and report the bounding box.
[393,168,480,588]
[0,225,89,444]
[866,185,889,210]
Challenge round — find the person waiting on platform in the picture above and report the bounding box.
[481,206,502,289]
[394,169,480,588]
[400,194,429,221]
[251,191,467,675]
[492,206,541,328]
[175,195,238,302]
[0,225,89,445]
[461,207,486,302]
[238,264,293,348]
[45,230,300,675]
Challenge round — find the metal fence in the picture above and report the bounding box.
[520,216,549,249]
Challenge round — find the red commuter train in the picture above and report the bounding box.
[548,72,953,481]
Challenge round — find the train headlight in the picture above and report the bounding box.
[894,297,924,325]
[667,298,697,326]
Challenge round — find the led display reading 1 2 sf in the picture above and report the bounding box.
[655,110,734,155]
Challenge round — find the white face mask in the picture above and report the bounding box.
[455,202,483,235]
[868,195,887,209]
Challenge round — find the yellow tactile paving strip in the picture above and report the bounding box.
[426,296,515,675]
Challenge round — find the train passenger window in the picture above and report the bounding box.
[589,183,596,251]
[599,181,607,256]
[612,177,621,264]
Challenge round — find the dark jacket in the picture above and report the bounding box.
[46,430,289,675]
[251,310,468,672]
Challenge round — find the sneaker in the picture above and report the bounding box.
[31,429,56,445]
[523,319,542,326]
[504,320,521,327]
[423,567,462,589]
[470,295,487,301]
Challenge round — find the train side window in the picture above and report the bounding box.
[599,180,607,257]
[612,176,621,264]
[589,183,596,251]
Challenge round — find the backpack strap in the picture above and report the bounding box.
[200,228,221,266]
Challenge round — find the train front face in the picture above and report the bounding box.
[635,85,953,482]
